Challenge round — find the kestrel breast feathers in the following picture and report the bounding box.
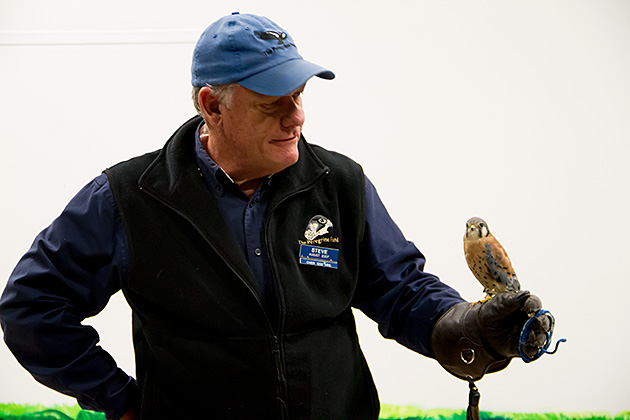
[464,217,521,298]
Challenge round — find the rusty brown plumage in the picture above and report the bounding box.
[463,217,520,298]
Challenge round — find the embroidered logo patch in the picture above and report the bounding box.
[254,30,288,45]
[298,215,340,269]
[304,215,332,241]
[254,30,296,56]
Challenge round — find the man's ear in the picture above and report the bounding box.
[198,86,222,125]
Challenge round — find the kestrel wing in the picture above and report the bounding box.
[483,242,520,292]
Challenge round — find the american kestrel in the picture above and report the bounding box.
[464,217,521,300]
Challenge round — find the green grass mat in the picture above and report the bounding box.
[0,404,102,420]
[1,403,629,420]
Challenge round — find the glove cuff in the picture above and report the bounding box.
[431,302,511,381]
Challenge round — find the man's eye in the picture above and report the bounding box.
[260,101,278,109]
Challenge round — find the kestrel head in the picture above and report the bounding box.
[465,217,490,240]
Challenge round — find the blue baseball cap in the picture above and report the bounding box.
[191,12,335,96]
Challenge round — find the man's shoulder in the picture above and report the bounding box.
[106,149,162,181]
[304,141,363,174]
[106,115,202,182]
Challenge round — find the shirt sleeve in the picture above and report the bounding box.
[0,173,140,420]
[352,176,466,357]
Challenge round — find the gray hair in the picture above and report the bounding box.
[192,83,237,114]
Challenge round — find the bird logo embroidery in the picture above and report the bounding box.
[255,30,288,45]
[304,215,333,241]
[463,217,521,301]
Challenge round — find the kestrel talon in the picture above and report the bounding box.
[464,217,521,300]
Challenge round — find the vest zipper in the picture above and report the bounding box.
[272,336,289,418]
[139,185,288,416]
[264,167,330,420]
[140,162,329,420]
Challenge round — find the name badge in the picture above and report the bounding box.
[299,244,339,269]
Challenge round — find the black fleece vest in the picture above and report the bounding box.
[106,116,379,420]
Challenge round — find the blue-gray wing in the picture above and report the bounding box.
[484,243,520,292]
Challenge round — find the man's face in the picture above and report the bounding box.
[211,84,306,181]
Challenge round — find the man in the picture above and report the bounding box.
[0,13,546,420]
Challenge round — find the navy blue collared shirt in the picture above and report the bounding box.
[0,127,464,419]
[194,125,276,312]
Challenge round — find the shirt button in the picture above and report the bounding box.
[254,248,262,256]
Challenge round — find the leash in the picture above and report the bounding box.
[519,309,566,363]
[466,378,481,420]
[466,309,566,420]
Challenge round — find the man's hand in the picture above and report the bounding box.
[431,291,549,381]
[477,291,542,358]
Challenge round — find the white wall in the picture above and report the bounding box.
[1,0,629,414]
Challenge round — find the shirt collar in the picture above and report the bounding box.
[194,120,233,196]
[194,120,272,198]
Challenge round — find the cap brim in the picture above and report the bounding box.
[238,58,335,96]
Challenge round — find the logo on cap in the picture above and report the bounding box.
[254,30,296,56]
[255,30,288,45]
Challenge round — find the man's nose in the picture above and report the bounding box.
[280,100,305,129]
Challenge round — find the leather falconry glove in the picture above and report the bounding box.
[431,290,547,381]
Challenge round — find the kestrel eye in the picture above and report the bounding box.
[318,217,326,224]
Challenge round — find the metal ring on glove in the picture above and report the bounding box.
[461,348,475,365]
